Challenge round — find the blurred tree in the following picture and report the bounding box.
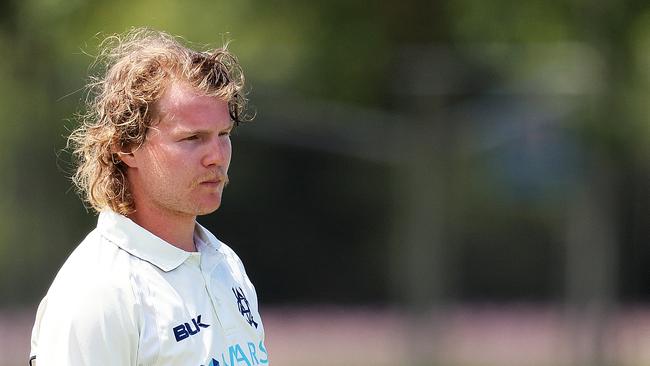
[0,0,647,308]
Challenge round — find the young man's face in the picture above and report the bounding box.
[125,81,233,218]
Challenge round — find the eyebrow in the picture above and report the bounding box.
[174,121,235,135]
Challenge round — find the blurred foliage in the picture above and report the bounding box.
[0,0,647,306]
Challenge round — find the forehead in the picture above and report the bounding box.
[155,81,230,129]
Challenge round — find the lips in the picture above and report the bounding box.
[197,179,222,193]
[194,172,228,188]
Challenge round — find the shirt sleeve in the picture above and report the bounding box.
[30,276,139,365]
[29,295,47,365]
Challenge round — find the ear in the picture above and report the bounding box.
[118,151,138,168]
[112,142,138,168]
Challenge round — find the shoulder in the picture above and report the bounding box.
[48,229,136,298]
[31,229,141,362]
[39,228,141,332]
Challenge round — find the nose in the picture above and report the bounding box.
[202,135,231,168]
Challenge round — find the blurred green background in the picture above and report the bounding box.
[0,0,648,365]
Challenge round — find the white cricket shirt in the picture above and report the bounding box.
[30,210,268,366]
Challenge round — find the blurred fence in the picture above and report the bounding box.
[3,306,650,366]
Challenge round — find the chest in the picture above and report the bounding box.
[132,258,267,366]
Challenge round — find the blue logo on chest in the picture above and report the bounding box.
[232,287,258,329]
[173,314,210,342]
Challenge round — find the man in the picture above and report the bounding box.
[30,28,268,365]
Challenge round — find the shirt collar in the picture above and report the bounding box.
[97,210,206,272]
[194,221,223,254]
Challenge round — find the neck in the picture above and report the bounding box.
[128,205,197,252]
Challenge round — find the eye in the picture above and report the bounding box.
[219,130,232,137]
[184,135,199,141]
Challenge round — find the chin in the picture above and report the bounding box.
[194,201,222,216]
[187,192,223,216]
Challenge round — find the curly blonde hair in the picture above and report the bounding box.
[68,28,249,215]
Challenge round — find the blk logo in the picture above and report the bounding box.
[173,315,210,342]
[232,286,258,329]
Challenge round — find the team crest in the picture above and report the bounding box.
[232,286,258,329]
